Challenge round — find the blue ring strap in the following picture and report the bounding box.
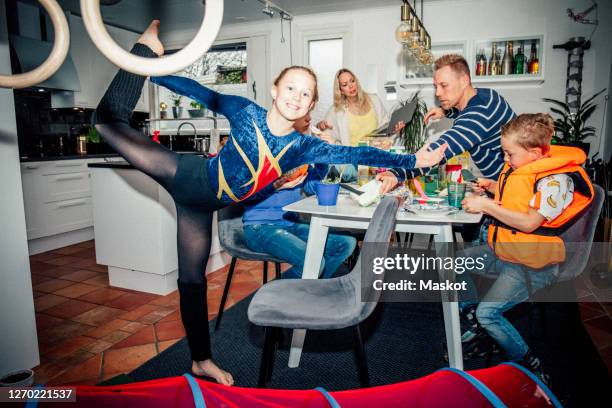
[438,367,507,408]
[502,362,563,408]
[24,384,45,408]
[314,387,341,408]
[183,373,207,408]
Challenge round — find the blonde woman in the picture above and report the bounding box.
[316,69,404,181]
[316,68,404,146]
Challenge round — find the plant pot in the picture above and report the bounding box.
[0,369,34,387]
[172,107,183,119]
[556,141,590,156]
[188,109,204,118]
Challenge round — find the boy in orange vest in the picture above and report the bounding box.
[459,113,594,386]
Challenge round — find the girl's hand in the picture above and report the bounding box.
[274,174,307,190]
[462,195,498,213]
[424,107,444,124]
[316,120,333,131]
[137,20,164,56]
[376,171,399,194]
[414,143,448,168]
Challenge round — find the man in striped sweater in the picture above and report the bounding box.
[400,54,516,181]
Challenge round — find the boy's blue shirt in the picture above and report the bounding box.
[242,164,327,226]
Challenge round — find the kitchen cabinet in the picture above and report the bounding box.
[20,158,106,252]
[53,14,149,112]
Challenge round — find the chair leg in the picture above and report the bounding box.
[263,261,268,284]
[258,327,277,388]
[214,257,237,331]
[274,262,281,280]
[266,328,281,383]
[353,325,370,387]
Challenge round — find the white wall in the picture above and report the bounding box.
[0,1,40,375]
[162,0,611,158]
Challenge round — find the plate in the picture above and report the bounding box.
[403,201,458,216]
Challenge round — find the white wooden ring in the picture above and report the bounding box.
[80,0,224,76]
[0,0,70,89]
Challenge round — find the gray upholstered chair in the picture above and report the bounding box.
[215,204,284,331]
[248,196,401,388]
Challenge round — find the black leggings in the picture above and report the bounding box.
[94,44,225,361]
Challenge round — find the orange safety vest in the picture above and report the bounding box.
[487,145,594,269]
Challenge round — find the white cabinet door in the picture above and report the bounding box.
[20,163,46,240]
[45,197,93,236]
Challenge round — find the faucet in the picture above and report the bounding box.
[176,122,197,152]
[177,121,197,137]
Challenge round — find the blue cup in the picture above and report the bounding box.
[315,182,340,206]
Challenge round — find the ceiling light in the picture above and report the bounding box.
[262,2,274,18]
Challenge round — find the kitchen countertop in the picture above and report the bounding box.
[20,154,121,162]
[88,152,209,169]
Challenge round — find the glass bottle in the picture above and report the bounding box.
[528,40,539,74]
[475,48,487,76]
[501,41,514,75]
[488,42,500,76]
[513,41,525,74]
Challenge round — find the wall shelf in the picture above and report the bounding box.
[398,35,545,88]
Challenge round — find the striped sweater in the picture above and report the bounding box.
[400,87,515,180]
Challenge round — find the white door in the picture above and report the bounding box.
[247,35,269,106]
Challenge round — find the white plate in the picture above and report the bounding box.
[403,202,458,216]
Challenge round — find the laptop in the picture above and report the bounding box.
[370,100,418,137]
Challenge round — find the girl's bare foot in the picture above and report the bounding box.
[192,359,234,386]
[137,20,164,56]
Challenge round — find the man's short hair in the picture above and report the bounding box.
[435,54,471,78]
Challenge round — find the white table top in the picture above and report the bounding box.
[284,195,482,224]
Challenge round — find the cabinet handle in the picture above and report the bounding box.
[55,174,85,181]
[57,199,88,209]
[25,165,40,169]
[55,162,84,168]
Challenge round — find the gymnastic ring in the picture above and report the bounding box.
[0,0,70,89]
[80,0,224,76]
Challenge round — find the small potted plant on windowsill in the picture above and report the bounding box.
[543,88,606,156]
[170,93,183,118]
[189,100,205,118]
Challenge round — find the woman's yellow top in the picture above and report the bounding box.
[348,107,377,146]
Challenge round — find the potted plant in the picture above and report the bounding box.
[170,93,183,118]
[395,91,428,153]
[86,126,102,155]
[189,100,205,118]
[543,88,606,156]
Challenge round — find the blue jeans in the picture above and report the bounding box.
[458,244,559,360]
[244,222,357,279]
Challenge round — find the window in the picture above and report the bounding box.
[157,42,249,111]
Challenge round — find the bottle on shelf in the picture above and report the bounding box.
[488,42,500,76]
[501,41,514,75]
[475,48,487,76]
[513,41,525,74]
[528,40,539,74]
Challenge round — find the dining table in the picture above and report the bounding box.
[282,192,483,370]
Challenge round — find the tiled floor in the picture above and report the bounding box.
[29,240,612,385]
[30,240,272,385]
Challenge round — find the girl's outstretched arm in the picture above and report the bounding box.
[151,75,250,119]
[294,136,446,179]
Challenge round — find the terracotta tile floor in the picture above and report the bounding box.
[28,240,612,385]
[30,240,271,385]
